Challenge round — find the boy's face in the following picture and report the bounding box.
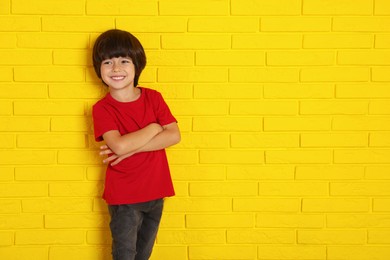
[100,56,136,90]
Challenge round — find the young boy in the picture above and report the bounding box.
[92,29,181,260]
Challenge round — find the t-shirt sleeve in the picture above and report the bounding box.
[154,91,177,126]
[92,103,118,142]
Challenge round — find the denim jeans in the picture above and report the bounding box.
[108,199,164,260]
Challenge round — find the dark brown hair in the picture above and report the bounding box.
[92,29,146,87]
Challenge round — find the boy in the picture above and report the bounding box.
[92,29,181,260]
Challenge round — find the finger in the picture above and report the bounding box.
[111,157,123,166]
[100,144,108,150]
[103,154,118,164]
[99,149,113,156]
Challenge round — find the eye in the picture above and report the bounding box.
[102,60,112,65]
[122,59,131,64]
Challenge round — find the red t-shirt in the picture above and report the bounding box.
[92,87,176,205]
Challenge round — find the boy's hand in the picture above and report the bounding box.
[99,145,134,166]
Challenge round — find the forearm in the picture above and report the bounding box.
[103,123,163,156]
[136,126,181,153]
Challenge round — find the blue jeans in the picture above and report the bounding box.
[108,199,164,260]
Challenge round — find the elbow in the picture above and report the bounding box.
[172,131,181,145]
[109,142,129,156]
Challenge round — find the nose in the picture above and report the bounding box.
[112,62,121,72]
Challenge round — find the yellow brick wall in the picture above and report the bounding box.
[1,0,390,259]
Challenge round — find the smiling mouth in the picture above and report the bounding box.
[111,76,125,80]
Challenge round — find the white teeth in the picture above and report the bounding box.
[112,76,125,80]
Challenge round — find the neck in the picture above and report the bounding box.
[109,86,140,102]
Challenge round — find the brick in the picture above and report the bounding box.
[14,101,85,115]
[0,16,40,31]
[51,117,91,132]
[159,213,185,228]
[333,17,390,32]
[50,182,103,197]
[189,245,256,259]
[157,229,226,244]
[0,183,47,197]
[369,230,390,244]
[0,0,10,14]
[0,214,43,229]
[0,33,16,48]
[327,214,390,228]
[375,34,390,48]
[15,166,85,181]
[373,199,390,212]
[0,49,51,65]
[259,182,329,196]
[13,0,84,14]
[301,67,369,82]
[190,182,258,197]
[231,133,299,148]
[304,33,373,49]
[160,0,228,15]
[328,246,390,260]
[233,33,302,49]
[0,200,21,214]
[227,165,294,180]
[303,0,372,15]
[117,17,187,33]
[0,167,14,181]
[296,165,364,180]
[193,117,263,132]
[0,117,48,132]
[49,246,110,260]
[375,0,390,15]
[258,245,326,260]
[301,133,368,147]
[197,50,265,66]
[158,67,227,82]
[267,51,334,66]
[331,182,390,196]
[370,132,390,147]
[188,17,259,32]
[171,165,225,180]
[22,198,92,213]
[232,0,300,15]
[301,100,368,115]
[337,83,390,98]
[372,67,390,81]
[366,166,390,179]
[264,83,334,99]
[164,198,231,212]
[264,117,331,131]
[0,134,16,149]
[230,68,299,82]
[0,151,55,165]
[86,230,110,245]
[167,150,198,165]
[17,32,89,48]
[150,246,187,260]
[14,66,85,82]
[262,17,330,32]
[298,230,367,244]
[370,100,390,115]
[139,67,157,83]
[87,0,157,15]
[147,50,195,66]
[0,67,13,81]
[302,198,369,212]
[177,133,229,149]
[257,214,324,228]
[162,34,231,50]
[86,166,107,181]
[16,230,84,245]
[200,150,264,164]
[230,100,297,115]
[45,214,108,228]
[338,50,390,65]
[233,198,299,212]
[0,101,12,115]
[49,84,104,99]
[42,16,114,32]
[194,83,262,99]
[53,50,91,65]
[168,100,228,116]
[0,231,13,246]
[333,116,390,130]
[0,83,47,98]
[186,214,253,228]
[0,247,47,260]
[148,83,193,99]
[58,150,102,165]
[227,229,295,244]
[334,149,390,163]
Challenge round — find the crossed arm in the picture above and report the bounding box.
[100,122,181,166]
